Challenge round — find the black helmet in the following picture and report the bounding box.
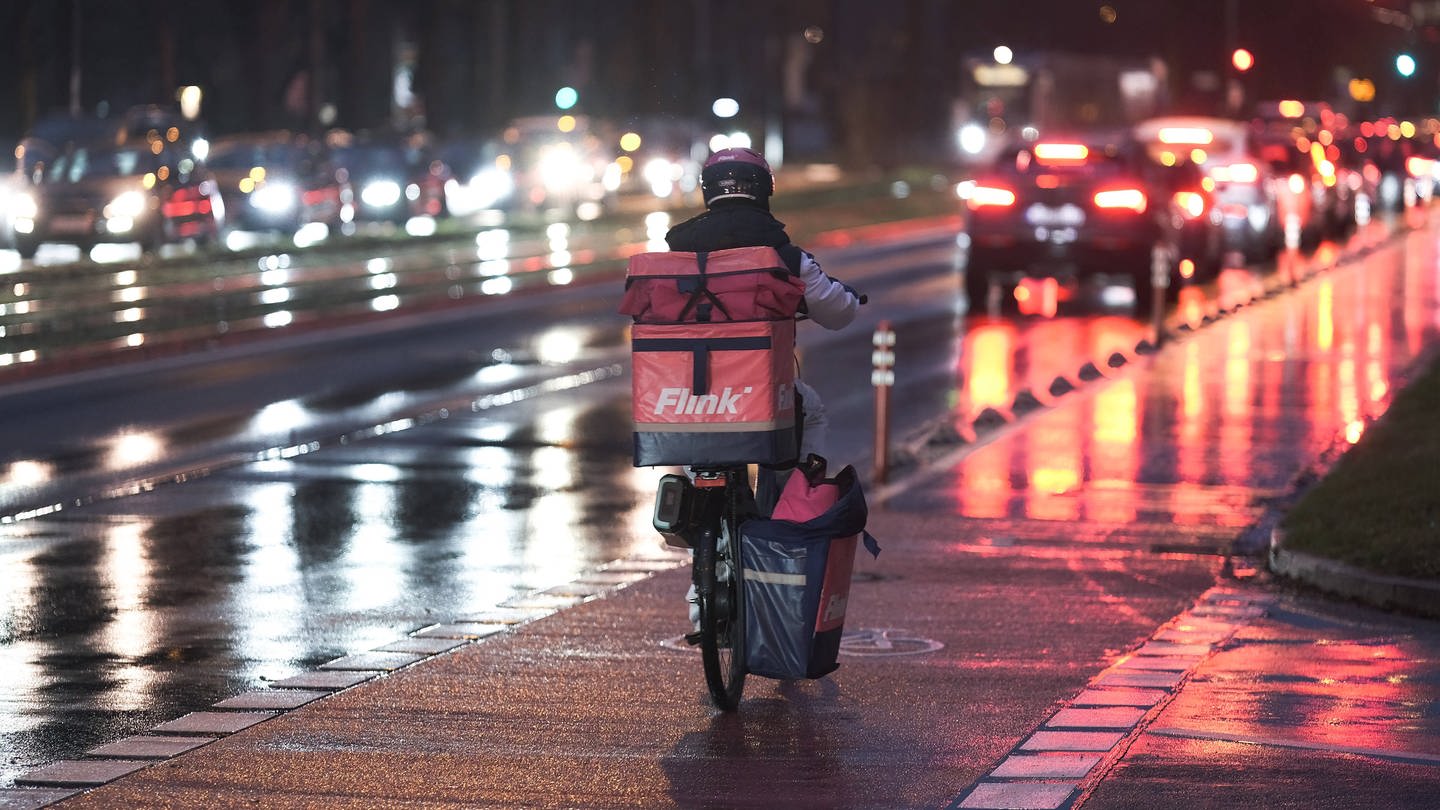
[701,147,775,206]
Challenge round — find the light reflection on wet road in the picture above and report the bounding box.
[3,202,1439,787]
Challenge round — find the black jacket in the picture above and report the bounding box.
[664,199,804,274]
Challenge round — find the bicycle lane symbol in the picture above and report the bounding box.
[839,628,944,658]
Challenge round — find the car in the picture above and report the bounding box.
[500,115,616,216]
[436,135,516,217]
[8,141,224,258]
[959,132,1223,313]
[1133,116,1283,262]
[206,131,353,241]
[1253,132,1330,247]
[331,134,451,224]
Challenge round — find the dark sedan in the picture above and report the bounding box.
[9,142,224,258]
[207,132,353,243]
[960,135,1223,313]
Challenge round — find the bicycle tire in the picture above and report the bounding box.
[696,516,746,710]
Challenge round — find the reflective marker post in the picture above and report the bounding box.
[872,321,896,484]
[1150,244,1172,347]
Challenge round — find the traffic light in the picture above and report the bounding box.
[1231,48,1254,72]
[1397,53,1417,77]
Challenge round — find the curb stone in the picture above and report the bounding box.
[1269,528,1440,620]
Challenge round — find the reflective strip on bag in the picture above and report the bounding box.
[744,568,807,587]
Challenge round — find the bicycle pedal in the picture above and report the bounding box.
[683,630,703,646]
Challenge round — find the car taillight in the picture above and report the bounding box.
[163,187,211,218]
[1093,187,1146,213]
[1033,143,1089,164]
[1172,191,1207,219]
[1212,162,1259,183]
[966,185,1017,209]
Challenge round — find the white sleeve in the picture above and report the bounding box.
[798,250,859,330]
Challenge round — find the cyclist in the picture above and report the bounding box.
[665,147,861,460]
[665,147,861,630]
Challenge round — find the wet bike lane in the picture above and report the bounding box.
[9,214,1440,807]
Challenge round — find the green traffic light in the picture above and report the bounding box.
[555,86,579,110]
[1397,53,1417,77]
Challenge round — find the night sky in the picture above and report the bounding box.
[0,1,1427,165]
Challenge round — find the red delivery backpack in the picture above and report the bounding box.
[619,246,806,467]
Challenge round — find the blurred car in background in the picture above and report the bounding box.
[609,116,704,201]
[959,132,1222,313]
[501,115,616,218]
[8,141,224,258]
[207,131,352,243]
[1133,116,1282,262]
[331,133,451,224]
[437,135,515,217]
[1253,133,1330,247]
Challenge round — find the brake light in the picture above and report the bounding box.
[966,185,1017,208]
[1213,162,1259,183]
[1033,143,1089,164]
[1093,187,1146,213]
[1172,191,1207,219]
[1407,156,1435,178]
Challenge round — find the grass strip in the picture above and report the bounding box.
[1280,354,1440,580]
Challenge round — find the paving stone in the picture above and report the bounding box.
[990,753,1102,779]
[541,582,610,598]
[499,593,587,610]
[1071,688,1167,707]
[959,781,1078,809]
[151,711,275,736]
[14,759,151,787]
[0,787,83,808]
[1134,642,1212,657]
[374,637,467,655]
[269,670,377,690]
[602,557,688,573]
[1020,730,1126,752]
[86,735,212,759]
[1046,707,1145,730]
[414,622,509,640]
[575,571,651,586]
[1094,670,1184,689]
[1154,629,1231,644]
[451,608,546,624]
[318,651,425,671]
[213,689,330,710]
[1117,655,1200,671]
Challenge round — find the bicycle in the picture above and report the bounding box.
[654,463,769,710]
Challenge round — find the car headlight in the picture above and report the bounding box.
[361,180,402,208]
[8,190,38,220]
[251,182,299,213]
[106,190,148,220]
[469,168,513,206]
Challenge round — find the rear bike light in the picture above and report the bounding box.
[653,473,701,549]
[1093,187,1147,212]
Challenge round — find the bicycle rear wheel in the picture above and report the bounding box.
[695,518,746,710]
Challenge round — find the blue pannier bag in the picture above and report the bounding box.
[740,463,880,680]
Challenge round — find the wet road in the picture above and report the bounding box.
[2,195,1437,791]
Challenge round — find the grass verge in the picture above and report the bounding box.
[1280,353,1440,581]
